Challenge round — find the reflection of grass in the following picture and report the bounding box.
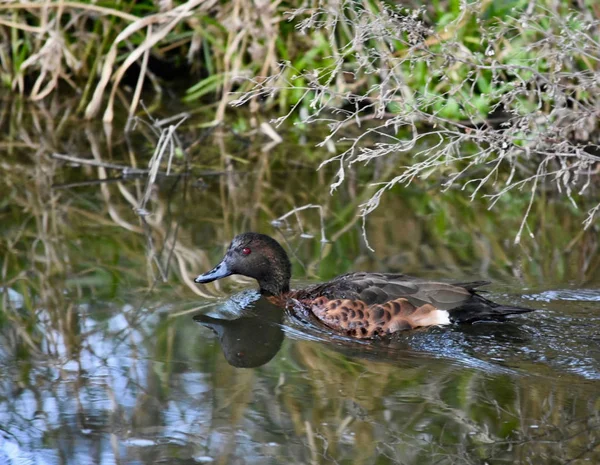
[258,339,599,464]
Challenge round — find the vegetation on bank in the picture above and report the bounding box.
[1,0,599,237]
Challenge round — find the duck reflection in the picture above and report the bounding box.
[194,294,284,368]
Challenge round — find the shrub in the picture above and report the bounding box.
[232,0,600,244]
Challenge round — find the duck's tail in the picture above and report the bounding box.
[449,291,535,324]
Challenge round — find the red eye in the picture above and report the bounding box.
[242,247,251,255]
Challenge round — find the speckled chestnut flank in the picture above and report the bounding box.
[194,233,534,340]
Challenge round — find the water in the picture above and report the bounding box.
[0,96,599,464]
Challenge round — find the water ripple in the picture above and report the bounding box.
[523,289,600,302]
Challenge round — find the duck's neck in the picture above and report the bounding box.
[257,254,291,296]
[259,280,290,296]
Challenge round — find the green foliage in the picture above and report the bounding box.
[0,0,596,127]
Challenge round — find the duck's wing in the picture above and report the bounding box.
[307,272,482,309]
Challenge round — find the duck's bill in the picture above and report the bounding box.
[194,261,232,283]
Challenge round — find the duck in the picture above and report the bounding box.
[194,232,534,339]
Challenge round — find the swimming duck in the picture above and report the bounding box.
[194,232,534,339]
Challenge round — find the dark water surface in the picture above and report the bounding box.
[1,97,599,464]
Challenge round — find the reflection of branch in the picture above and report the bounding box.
[138,115,188,211]
[51,153,148,173]
[51,152,198,180]
[51,176,136,189]
[478,417,600,462]
[140,215,168,283]
[272,204,329,243]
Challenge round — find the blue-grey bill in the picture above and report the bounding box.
[194,261,232,283]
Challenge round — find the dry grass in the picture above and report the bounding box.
[0,0,288,124]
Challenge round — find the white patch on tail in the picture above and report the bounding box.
[433,310,451,325]
[412,307,452,328]
[409,306,451,327]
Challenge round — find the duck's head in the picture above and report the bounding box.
[194,232,292,296]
